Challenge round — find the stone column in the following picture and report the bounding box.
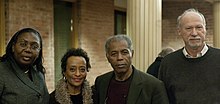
[213,0,220,48]
[0,0,5,56]
[127,0,162,72]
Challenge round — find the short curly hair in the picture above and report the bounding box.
[61,48,91,76]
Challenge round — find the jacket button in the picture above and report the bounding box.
[37,94,42,98]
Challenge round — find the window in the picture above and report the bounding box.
[114,10,126,35]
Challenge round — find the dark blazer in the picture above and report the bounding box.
[0,57,49,104]
[93,66,169,104]
[147,57,163,78]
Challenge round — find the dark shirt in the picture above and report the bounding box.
[147,57,163,78]
[70,93,83,104]
[106,76,132,104]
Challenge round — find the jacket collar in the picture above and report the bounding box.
[55,78,93,104]
[100,66,142,104]
[127,66,143,104]
[7,56,42,94]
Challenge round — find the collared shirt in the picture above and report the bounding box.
[183,44,208,58]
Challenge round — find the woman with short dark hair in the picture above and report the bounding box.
[49,48,93,104]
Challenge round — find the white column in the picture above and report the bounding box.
[213,0,220,48]
[0,0,5,56]
[127,0,162,72]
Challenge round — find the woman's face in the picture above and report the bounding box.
[12,32,41,67]
[64,56,87,88]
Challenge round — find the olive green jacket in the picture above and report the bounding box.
[93,66,169,104]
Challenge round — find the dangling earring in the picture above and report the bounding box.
[62,72,66,81]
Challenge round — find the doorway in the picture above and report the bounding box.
[54,0,73,83]
[114,10,126,35]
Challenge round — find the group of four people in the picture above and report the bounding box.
[1,8,220,104]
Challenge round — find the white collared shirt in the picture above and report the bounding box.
[183,44,208,58]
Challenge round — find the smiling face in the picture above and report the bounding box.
[106,39,133,76]
[63,56,87,88]
[12,32,41,67]
[178,12,206,50]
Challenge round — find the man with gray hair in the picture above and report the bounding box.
[159,8,220,104]
[93,34,169,104]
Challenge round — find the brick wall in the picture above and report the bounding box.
[5,0,55,92]
[78,0,114,85]
[4,0,114,92]
[162,1,213,50]
[4,0,213,92]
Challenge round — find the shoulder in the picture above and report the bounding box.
[132,68,166,93]
[200,46,220,60]
[49,90,56,100]
[49,90,58,104]
[94,71,113,89]
[83,80,93,93]
[133,68,163,85]
[50,90,55,96]
[0,61,13,79]
[161,48,184,63]
[164,48,183,58]
[207,46,220,53]
[0,61,10,71]
[95,71,113,81]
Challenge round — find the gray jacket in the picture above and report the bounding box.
[0,57,49,104]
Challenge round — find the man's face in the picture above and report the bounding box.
[106,40,133,75]
[178,12,206,50]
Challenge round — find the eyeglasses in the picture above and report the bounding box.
[16,40,41,51]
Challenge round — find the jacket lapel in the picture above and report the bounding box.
[9,57,41,94]
[127,68,142,104]
[14,67,41,93]
[99,72,113,104]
